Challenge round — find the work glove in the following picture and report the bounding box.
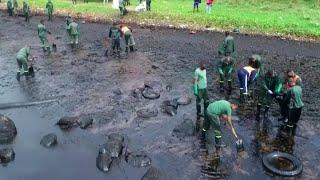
[267,90,273,95]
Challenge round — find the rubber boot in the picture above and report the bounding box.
[125,47,129,53]
[256,104,261,120]
[227,80,232,94]
[104,49,108,57]
[264,106,270,119]
[195,116,201,133]
[16,72,20,81]
[219,82,224,93]
[129,46,134,52]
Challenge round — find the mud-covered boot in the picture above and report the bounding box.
[195,116,201,132]
[227,80,232,94]
[264,106,270,119]
[104,49,108,57]
[219,82,224,93]
[16,72,20,81]
[256,104,261,120]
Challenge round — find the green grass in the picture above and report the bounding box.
[1,0,320,39]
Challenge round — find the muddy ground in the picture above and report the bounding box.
[0,12,320,180]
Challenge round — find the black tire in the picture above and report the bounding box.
[262,151,303,176]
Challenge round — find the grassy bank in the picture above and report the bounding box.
[1,0,320,40]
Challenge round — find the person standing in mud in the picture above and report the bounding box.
[251,54,264,78]
[67,19,80,48]
[283,79,304,136]
[7,0,14,16]
[16,46,33,81]
[13,0,18,16]
[38,19,51,54]
[254,70,282,120]
[120,25,136,53]
[146,0,151,11]
[193,62,209,132]
[218,31,237,58]
[108,22,121,57]
[218,56,234,93]
[237,60,257,102]
[205,100,238,154]
[276,70,302,121]
[23,0,30,22]
[46,0,54,21]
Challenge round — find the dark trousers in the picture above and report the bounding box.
[146,2,151,11]
[276,95,289,119]
[288,108,302,127]
[111,39,120,55]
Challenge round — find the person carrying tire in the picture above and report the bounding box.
[7,0,14,16]
[46,0,54,21]
[16,46,33,81]
[120,25,136,53]
[146,0,151,11]
[23,0,30,22]
[67,19,80,48]
[205,100,238,154]
[218,56,235,93]
[108,22,121,57]
[237,62,257,102]
[38,19,51,54]
[193,62,209,132]
[218,31,237,58]
[282,78,304,136]
[254,70,282,120]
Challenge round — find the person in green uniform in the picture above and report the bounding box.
[119,0,125,16]
[218,31,237,57]
[193,62,209,132]
[205,100,238,153]
[108,22,121,57]
[120,25,136,53]
[277,70,302,122]
[38,19,51,53]
[46,0,54,21]
[16,46,32,81]
[146,0,151,11]
[13,0,18,16]
[218,56,235,93]
[67,19,80,48]
[23,0,30,22]
[255,70,282,120]
[251,54,264,78]
[65,15,72,36]
[7,0,14,16]
[284,79,304,136]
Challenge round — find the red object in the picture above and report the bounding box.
[207,0,213,5]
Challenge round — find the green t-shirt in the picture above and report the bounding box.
[207,100,232,116]
[289,85,304,109]
[194,68,207,89]
[68,22,79,35]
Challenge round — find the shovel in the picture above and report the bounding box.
[229,121,244,152]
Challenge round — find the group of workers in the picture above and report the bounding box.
[7,0,53,21]
[194,31,304,156]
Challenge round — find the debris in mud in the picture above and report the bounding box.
[141,166,164,180]
[142,88,160,100]
[177,96,192,105]
[0,114,17,144]
[40,133,58,148]
[161,99,178,116]
[77,116,94,129]
[126,151,151,167]
[96,133,125,172]
[131,89,143,99]
[172,116,195,138]
[100,133,125,158]
[144,81,162,93]
[0,148,15,164]
[56,116,78,130]
[96,148,113,172]
[113,89,122,96]
[136,108,158,118]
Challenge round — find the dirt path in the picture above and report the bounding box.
[0,13,320,180]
